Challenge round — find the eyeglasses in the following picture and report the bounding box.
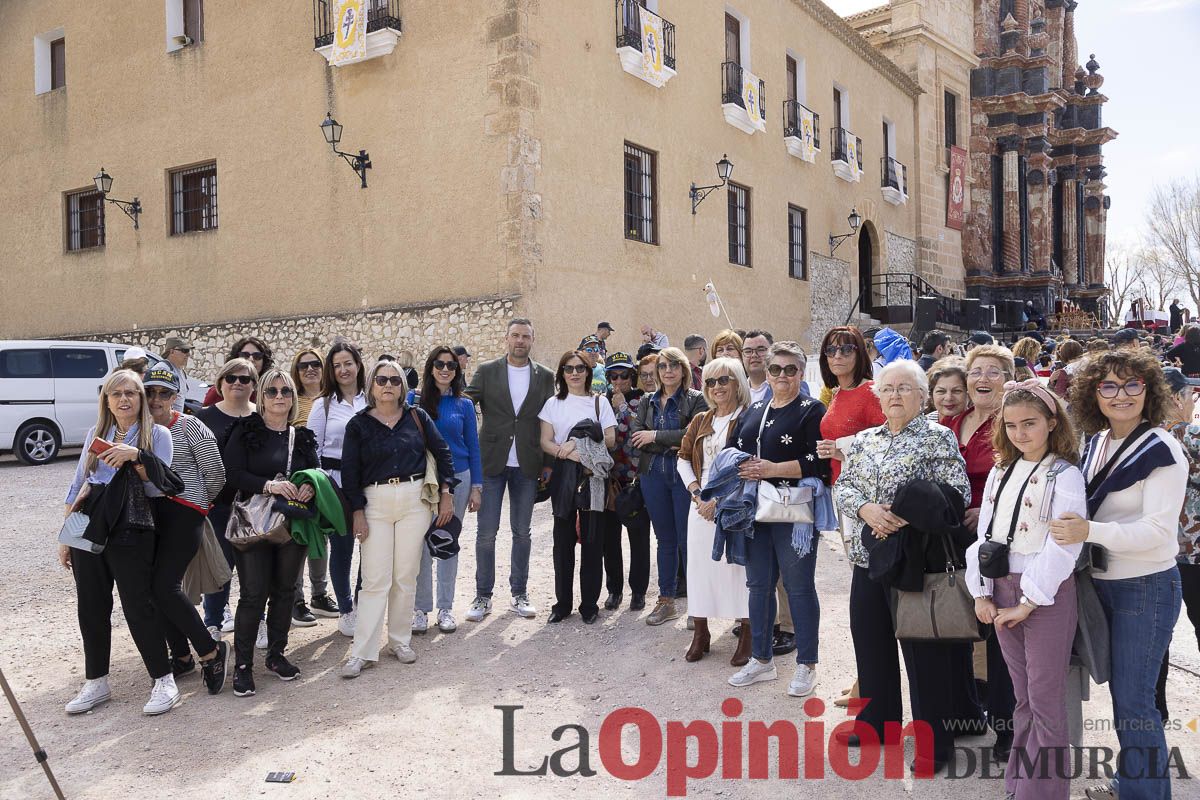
[767,364,800,377]
[145,388,176,400]
[967,368,1008,380]
[562,364,589,374]
[608,370,631,381]
[432,360,458,371]
[374,375,405,387]
[108,389,140,400]
[1097,379,1146,399]
[824,344,858,358]
[715,346,741,357]
[639,371,656,381]
[878,385,917,396]
[263,386,294,399]
[744,347,770,356]
[223,374,254,385]
[704,375,734,388]
[657,362,681,371]
[298,360,322,372]
[237,351,265,362]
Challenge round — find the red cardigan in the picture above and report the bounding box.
[820,381,885,483]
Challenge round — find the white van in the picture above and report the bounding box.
[0,340,164,465]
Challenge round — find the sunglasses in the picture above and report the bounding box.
[374,375,405,387]
[433,360,458,371]
[657,362,681,371]
[1097,379,1146,399]
[237,351,265,361]
[108,389,140,401]
[298,360,322,372]
[704,375,734,388]
[608,370,632,381]
[824,344,858,358]
[145,388,176,400]
[171,347,192,355]
[562,364,589,374]
[223,374,254,385]
[263,386,294,399]
[767,364,801,377]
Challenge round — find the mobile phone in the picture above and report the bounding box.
[265,772,296,783]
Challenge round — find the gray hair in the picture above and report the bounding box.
[873,359,930,405]
[701,357,751,408]
[768,341,807,370]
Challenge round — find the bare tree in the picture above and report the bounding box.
[1144,175,1200,310]
[1106,246,1139,323]
[1138,247,1181,311]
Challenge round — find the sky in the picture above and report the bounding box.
[824,0,1200,248]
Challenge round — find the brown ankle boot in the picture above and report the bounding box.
[685,618,711,662]
[730,619,753,666]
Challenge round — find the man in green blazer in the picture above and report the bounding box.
[464,318,556,621]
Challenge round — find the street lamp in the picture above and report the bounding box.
[92,168,142,229]
[320,113,372,189]
[689,155,734,214]
[828,208,862,255]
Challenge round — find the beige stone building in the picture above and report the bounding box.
[0,0,975,371]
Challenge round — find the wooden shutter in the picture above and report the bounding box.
[725,14,740,65]
[50,38,65,89]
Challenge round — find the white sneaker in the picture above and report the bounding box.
[143,674,180,715]
[340,657,372,679]
[392,642,417,664]
[65,677,111,715]
[510,594,536,618]
[465,596,492,622]
[787,664,818,697]
[255,619,268,650]
[338,609,357,638]
[412,609,429,634]
[1084,784,1118,800]
[728,659,778,687]
[437,609,457,633]
[207,625,222,642]
[220,605,235,633]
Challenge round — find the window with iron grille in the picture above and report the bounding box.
[623,143,657,244]
[728,183,751,267]
[170,163,218,234]
[65,188,104,251]
[788,205,807,280]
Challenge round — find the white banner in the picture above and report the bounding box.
[330,0,367,66]
[638,7,666,87]
[798,105,817,162]
[741,69,766,132]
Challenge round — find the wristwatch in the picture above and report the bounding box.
[1019,595,1039,610]
[691,488,701,503]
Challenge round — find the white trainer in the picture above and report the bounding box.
[220,605,235,633]
[340,657,372,679]
[787,664,818,697]
[412,609,429,634]
[465,596,492,622]
[728,659,778,688]
[65,677,111,715]
[392,642,417,664]
[437,609,457,633]
[255,619,268,650]
[207,625,222,642]
[510,594,537,618]
[143,674,181,715]
[338,609,357,638]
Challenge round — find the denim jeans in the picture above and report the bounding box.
[202,503,235,628]
[475,467,536,598]
[641,457,690,597]
[416,469,471,612]
[745,521,819,664]
[327,522,361,614]
[1094,566,1182,800]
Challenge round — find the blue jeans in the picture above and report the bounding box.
[327,517,359,614]
[416,469,471,612]
[745,521,819,664]
[1094,567,1182,800]
[475,467,536,598]
[202,504,234,628]
[641,458,690,597]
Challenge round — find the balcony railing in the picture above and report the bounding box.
[830,127,862,171]
[721,62,765,120]
[314,0,402,49]
[782,100,820,149]
[881,156,907,194]
[615,0,675,70]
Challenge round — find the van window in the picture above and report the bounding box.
[0,349,52,379]
[51,348,109,379]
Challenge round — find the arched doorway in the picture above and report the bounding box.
[858,225,875,315]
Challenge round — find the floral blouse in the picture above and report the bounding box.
[1169,421,1200,565]
[834,414,971,567]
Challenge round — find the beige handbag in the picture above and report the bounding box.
[182,517,234,603]
[752,405,814,524]
[226,427,296,550]
[891,531,983,642]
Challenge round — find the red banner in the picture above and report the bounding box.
[946,146,967,231]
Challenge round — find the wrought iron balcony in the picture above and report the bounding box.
[881,156,908,204]
[720,61,766,135]
[615,0,675,70]
[313,0,401,49]
[830,126,862,182]
[783,101,820,147]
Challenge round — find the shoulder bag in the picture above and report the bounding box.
[892,529,983,642]
[752,404,814,524]
[226,426,296,550]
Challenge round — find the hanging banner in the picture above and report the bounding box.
[845,135,859,175]
[798,105,817,162]
[638,7,666,87]
[947,145,967,230]
[330,0,367,66]
[741,69,766,132]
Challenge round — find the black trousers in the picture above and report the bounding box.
[552,511,603,617]
[849,566,904,737]
[232,538,307,668]
[72,536,170,681]
[1156,561,1200,719]
[901,638,984,763]
[599,510,651,598]
[152,499,218,661]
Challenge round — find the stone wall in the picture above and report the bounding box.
[68,295,520,383]
[805,253,853,350]
[880,230,918,307]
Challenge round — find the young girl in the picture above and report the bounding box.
[966,379,1086,800]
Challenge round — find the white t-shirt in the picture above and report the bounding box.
[538,394,617,445]
[749,381,771,405]
[506,362,532,467]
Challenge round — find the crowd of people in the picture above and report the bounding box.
[55,315,1200,799]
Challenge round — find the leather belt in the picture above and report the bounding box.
[370,472,425,486]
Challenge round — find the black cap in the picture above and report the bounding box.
[597,322,615,331]
[452,346,470,357]
[1163,367,1200,394]
[1113,328,1139,344]
[425,515,462,560]
[967,331,994,346]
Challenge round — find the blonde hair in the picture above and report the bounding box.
[992,389,1079,468]
[655,347,692,386]
[1012,337,1042,365]
[701,357,751,408]
[964,344,1016,379]
[364,360,407,411]
[213,357,260,400]
[85,370,154,476]
[257,367,299,425]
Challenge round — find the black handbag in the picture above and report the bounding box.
[614,479,645,521]
[976,459,1040,579]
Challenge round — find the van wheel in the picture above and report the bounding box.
[15,423,60,465]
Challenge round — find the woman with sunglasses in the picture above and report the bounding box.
[602,351,652,611]
[408,346,483,634]
[1057,350,1186,800]
[202,336,273,406]
[195,358,259,635]
[290,349,324,428]
[303,341,367,632]
[340,361,456,677]
[631,347,708,627]
[222,368,318,696]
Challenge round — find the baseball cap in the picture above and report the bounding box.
[1112,328,1139,344]
[579,335,602,350]
[605,352,635,371]
[164,336,191,352]
[123,346,148,362]
[143,362,181,392]
[597,322,615,331]
[452,345,470,357]
[863,327,882,341]
[425,515,462,560]
[1163,367,1200,394]
[966,331,994,347]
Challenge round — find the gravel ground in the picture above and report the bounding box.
[1,458,1198,799]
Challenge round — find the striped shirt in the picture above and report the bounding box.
[166,412,226,514]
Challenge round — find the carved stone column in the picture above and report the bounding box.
[1061,1,1078,89]
[1060,164,1078,287]
[1026,141,1054,274]
[1000,137,1023,272]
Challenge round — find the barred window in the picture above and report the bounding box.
[727,182,750,267]
[170,162,218,234]
[624,143,657,244]
[788,205,807,280]
[65,189,105,251]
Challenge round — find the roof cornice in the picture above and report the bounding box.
[791,0,924,97]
